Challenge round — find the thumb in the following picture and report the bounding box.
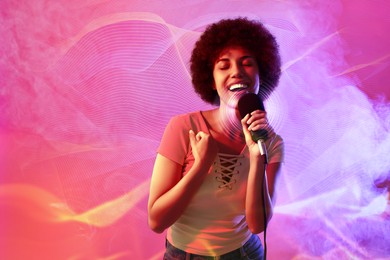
[241,115,254,144]
[240,114,250,133]
[189,130,196,147]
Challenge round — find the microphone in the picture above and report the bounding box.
[237,93,268,163]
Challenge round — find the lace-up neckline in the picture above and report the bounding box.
[214,153,244,190]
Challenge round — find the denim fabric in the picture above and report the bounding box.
[163,234,264,260]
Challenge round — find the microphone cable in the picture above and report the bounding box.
[261,153,268,260]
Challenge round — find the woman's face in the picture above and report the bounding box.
[212,46,260,107]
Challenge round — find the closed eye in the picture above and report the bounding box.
[216,60,230,70]
[242,57,256,67]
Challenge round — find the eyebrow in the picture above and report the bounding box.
[215,55,255,63]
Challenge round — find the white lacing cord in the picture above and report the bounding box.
[214,154,243,190]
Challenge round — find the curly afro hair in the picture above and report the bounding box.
[190,17,281,105]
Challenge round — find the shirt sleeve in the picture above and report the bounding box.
[157,115,190,166]
[266,134,284,164]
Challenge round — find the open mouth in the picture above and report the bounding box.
[229,84,248,92]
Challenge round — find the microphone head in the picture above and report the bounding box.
[237,93,265,119]
[237,93,268,141]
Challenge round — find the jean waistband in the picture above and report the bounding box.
[165,239,247,260]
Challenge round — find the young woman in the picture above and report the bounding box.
[148,17,284,259]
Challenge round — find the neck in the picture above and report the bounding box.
[211,107,244,140]
[204,108,245,155]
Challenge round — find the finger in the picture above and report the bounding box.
[195,131,205,141]
[248,120,268,131]
[252,109,265,114]
[247,111,266,124]
[241,114,250,128]
[241,115,252,137]
[189,130,196,146]
[249,124,266,131]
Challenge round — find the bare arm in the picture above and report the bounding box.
[245,159,282,234]
[241,111,283,234]
[147,130,218,233]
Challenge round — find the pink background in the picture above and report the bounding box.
[1,0,389,259]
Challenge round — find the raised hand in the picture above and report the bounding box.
[241,110,274,157]
[189,130,218,168]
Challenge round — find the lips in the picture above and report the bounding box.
[229,83,248,92]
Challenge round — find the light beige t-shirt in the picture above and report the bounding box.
[158,111,284,256]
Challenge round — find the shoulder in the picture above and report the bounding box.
[158,111,205,165]
[269,133,283,145]
[170,111,202,122]
[266,133,284,163]
[168,111,205,130]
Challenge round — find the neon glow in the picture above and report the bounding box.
[1,0,389,259]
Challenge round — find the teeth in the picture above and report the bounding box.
[229,84,248,91]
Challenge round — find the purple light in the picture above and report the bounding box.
[1,0,389,259]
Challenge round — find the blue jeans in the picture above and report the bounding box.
[163,234,264,260]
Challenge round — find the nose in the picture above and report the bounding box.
[231,63,243,78]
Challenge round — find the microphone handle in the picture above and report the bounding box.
[257,139,268,164]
